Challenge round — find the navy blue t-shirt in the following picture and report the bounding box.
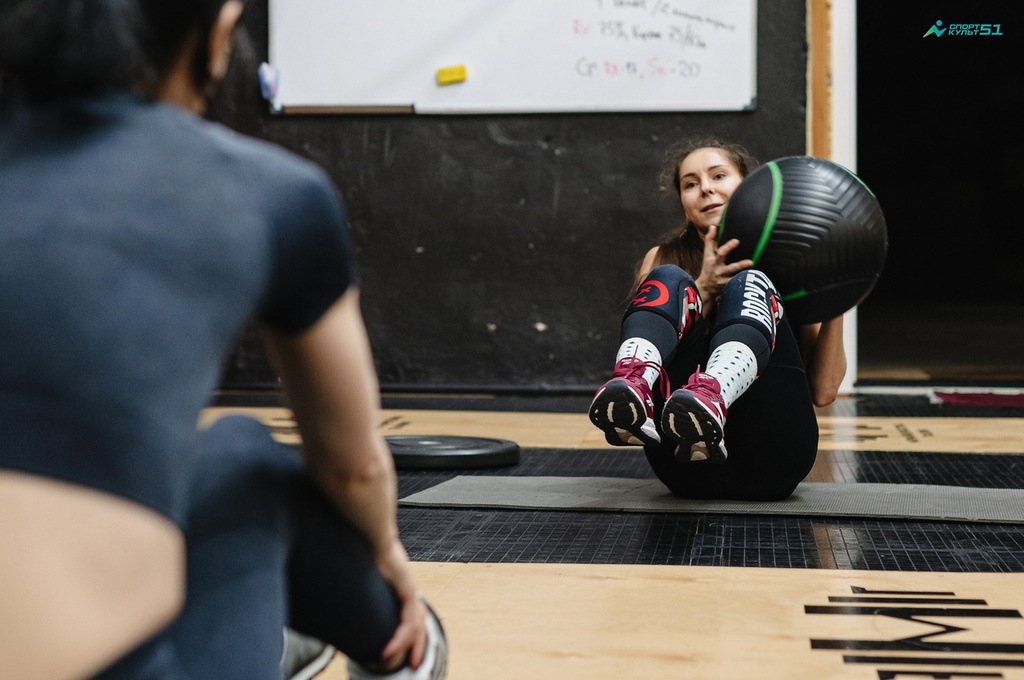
[0,92,355,524]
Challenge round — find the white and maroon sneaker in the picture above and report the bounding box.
[660,370,729,462]
[588,356,666,446]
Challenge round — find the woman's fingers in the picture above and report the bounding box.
[375,541,428,669]
[715,237,742,258]
[714,237,752,276]
[378,595,426,669]
[380,595,427,669]
[703,225,721,254]
[725,258,754,274]
[700,228,755,296]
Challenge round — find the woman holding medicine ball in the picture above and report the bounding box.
[589,136,848,501]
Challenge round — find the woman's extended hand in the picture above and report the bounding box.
[375,539,429,671]
[695,225,753,308]
[799,314,847,407]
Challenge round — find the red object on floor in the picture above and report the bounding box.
[935,392,1024,408]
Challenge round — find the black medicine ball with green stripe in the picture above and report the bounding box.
[718,156,888,324]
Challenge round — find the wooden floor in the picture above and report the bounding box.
[202,389,1024,679]
[200,405,1024,455]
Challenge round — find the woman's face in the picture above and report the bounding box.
[677,147,744,234]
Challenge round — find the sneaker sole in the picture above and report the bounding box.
[661,392,727,463]
[588,380,661,446]
[424,601,449,680]
[288,644,336,680]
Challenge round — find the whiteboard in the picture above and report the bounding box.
[267,0,757,114]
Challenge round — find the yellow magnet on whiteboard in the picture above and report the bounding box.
[436,64,467,85]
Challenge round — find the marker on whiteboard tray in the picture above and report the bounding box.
[436,64,467,86]
[258,63,279,99]
[258,63,283,113]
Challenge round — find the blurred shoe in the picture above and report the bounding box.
[282,629,336,680]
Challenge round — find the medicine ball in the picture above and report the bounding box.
[718,156,888,324]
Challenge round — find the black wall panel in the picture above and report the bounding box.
[218,1,808,392]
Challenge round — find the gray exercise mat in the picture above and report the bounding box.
[399,476,1024,524]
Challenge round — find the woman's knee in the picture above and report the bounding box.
[191,415,305,535]
[628,265,703,336]
[715,269,782,347]
[647,263,695,284]
[196,416,302,485]
[200,414,278,455]
[720,269,780,305]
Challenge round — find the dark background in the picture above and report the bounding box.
[856,2,1024,381]
[216,0,808,392]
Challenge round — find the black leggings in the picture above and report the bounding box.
[623,265,818,501]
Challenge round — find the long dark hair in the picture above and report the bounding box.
[0,0,236,102]
[629,136,759,294]
[136,0,233,99]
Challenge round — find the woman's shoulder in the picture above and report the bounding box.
[189,115,326,185]
[640,246,661,268]
[165,112,341,220]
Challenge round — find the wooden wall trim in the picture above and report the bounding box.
[808,0,833,158]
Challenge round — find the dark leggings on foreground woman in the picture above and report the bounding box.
[623,265,819,501]
[97,416,401,680]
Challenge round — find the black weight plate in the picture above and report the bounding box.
[386,435,520,470]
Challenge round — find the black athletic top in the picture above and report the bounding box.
[0,92,355,524]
